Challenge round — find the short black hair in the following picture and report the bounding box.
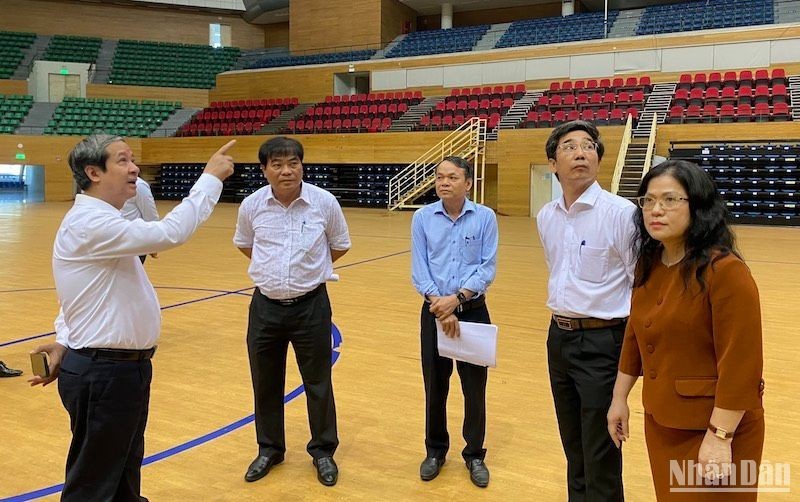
[438,155,473,180]
[545,120,605,161]
[258,136,304,165]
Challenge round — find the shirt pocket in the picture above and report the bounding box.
[576,245,609,283]
[463,237,481,265]
[300,222,325,253]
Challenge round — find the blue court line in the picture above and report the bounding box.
[2,325,343,502]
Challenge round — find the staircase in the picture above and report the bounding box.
[372,35,406,59]
[15,102,58,135]
[493,90,543,138]
[388,117,486,210]
[387,96,444,132]
[91,39,118,84]
[616,139,650,200]
[150,108,200,137]
[12,35,50,80]
[608,8,643,38]
[473,23,510,51]
[258,103,315,134]
[789,75,800,121]
[633,82,676,137]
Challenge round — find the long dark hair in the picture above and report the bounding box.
[633,160,740,290]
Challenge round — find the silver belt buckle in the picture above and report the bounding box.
[555,316,574,331]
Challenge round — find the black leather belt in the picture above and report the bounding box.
[424,295,486,313]
[263,284,324,306]
[73,346,157,361]
[552,315,627,331]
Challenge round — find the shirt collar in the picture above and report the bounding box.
[74,193,123,214]
[433,198,476,220]
[264,182,310,207]
[556,181,602,212]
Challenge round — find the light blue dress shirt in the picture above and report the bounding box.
[411,199,498,297]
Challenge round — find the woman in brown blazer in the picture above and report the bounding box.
[607,160,764,501]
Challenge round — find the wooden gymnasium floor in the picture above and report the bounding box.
[0,200,798,501]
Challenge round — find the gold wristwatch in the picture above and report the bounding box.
[708,423,734,439]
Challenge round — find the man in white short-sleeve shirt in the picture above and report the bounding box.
[234,136,350,487]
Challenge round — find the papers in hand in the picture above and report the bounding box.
[436,320,498,368]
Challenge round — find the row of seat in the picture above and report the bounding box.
[284,117,395,134]
[385,25,488,59]
[548,76,651,95]
[0,94,33,134]
[497,11,619,49]
[677,69,787,90]
[673,85,789,108]
[667,103,792,123]
[522,108,639,128]
[323,91,423,105]
[42,35,102,64]
[537,91,646,112]
[44,97,179,137]
[245,49,375,70]
[0,31,36,78]
[637,0,773,36]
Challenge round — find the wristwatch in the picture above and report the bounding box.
[456,292,467,304]
[708,423,734,439]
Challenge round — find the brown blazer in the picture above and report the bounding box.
[619,253,764,430]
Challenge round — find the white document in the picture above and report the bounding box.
[436,320,498,368]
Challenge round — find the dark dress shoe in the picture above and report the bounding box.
[466,458,489,487]
[419,457,445,481]
[244,454,284,482]
[0,361,22,377]
[313,456,338,486]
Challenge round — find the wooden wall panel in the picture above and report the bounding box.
[86,84,209,109]
[212,66,345,103]
[0,0,265,49]
[417,2,562,29]
[0,135,141,201]
[0,80,28,96]
[381,0,417,45]
[264,23,290,48]
[289,0,382,54]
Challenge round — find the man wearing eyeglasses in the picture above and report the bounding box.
[536,120,636,501]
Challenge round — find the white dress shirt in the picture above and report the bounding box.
[121,177,159,222]
[537,181,637,319]
[53,174,223,350]
[233,182,351,300]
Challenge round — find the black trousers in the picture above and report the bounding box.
[420,301,490,462]
[247,286,338,459]
[547,320,625,502]
[57,349,152,502]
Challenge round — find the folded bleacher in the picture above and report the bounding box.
[109,40,240,89]
[0,94,33,134]
[42,35,102,63]
[496,11,619,49]
[385,25,489,58]
[284,91,422,134]
[671,143,799,225]
[156,162,404,207]
[637,0,774,36]
[417,85,525,132]
[245,49,375,70]
[0,31,36,79]
[521,77,649,128]
[45,96,180,137]
[667,69,791,124]
[177,97,299,137]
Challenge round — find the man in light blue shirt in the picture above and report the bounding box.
[411,155,498,488]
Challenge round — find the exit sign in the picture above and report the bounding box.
[60,68,69,75]
[15,153,26,160]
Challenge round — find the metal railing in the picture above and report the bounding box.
[387,117,486,211]
[611,113,634,195]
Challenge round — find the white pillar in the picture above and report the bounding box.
[441,3,453,29]
[562,0,574,16]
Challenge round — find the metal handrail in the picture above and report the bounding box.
[611,113,633,195]
[387,117,485,210]
[642,113,658,176]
